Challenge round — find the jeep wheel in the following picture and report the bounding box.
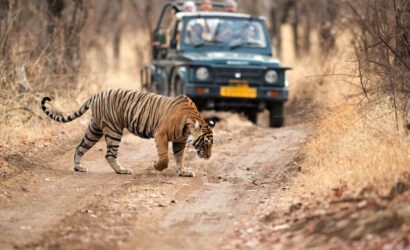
[170,78,183,97]
[269,103,284,128]
[245,109,258,124]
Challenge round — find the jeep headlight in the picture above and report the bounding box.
[265,70,278,83]
[196,67,209,81]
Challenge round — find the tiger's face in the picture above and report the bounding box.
[188,120,215,160]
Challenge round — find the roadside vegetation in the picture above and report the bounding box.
[0,1,150,157]
[289,0,410,199]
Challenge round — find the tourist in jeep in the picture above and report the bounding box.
[183,1,196,12]
[224,0,237,12]
[199,0,213,11]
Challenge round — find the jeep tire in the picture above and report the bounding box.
[170,77,184,97]
[269,103,284,128]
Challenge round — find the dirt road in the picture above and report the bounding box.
[0,113,309,250]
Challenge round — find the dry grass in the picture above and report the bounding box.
[281,24,410,198]
[0,31,149,149]
[294,101,410,198]
[282,25,359,124]
[0,84,93,149]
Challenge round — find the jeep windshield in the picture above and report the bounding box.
[179,15,270,53]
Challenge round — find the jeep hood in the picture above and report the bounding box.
[180,51,281,67]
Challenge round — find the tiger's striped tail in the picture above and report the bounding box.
[41,96,92,123]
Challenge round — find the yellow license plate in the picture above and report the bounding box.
[220,85,257,98]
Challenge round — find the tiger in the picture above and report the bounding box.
[40,89,215,177]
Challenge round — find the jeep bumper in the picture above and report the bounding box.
[184,83,288,110]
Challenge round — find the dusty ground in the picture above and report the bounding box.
[0,112,310,250]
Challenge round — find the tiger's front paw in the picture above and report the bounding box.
[74,165,88,172]
[115,168,132,175]
[153,160,168,172]
[177,170,195,177]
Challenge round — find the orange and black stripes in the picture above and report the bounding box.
[40,89,214,175]
[41,96,94,123]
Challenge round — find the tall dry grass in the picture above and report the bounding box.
[281,11,410,197]
[295,101,410,198]
[0,31,149,149]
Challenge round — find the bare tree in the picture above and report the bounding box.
[269,1,282,57]
[395,0,410,67]
[0,0,13,72]
[46,0,64,75]
[45,0,88,86]
[112,0,124,66]
[346,0,409,130]
[269,0,297,58]
[318,0,338,55]
[63,0,88,84]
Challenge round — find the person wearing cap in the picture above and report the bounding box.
[224,0,237,12]
[183,1,196,12]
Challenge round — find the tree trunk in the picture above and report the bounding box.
[302,1,311,54]
[0,0,14,82]
[46,0,64,75]
[292,2,299,58]
[0,0,8,59]
[0,0,8,41]
[269,2,282,58]
[63,0,88,86]
[112,0,123,68]
[395,0,410,66]
[318,0,337,55]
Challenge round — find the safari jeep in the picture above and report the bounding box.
[141,2,291,127]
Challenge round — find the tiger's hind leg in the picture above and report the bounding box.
[104,128,132,175]
[74,121,103,172]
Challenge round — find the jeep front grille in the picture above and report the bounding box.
[213,67,264,85]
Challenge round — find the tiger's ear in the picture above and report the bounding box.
[194,120,200,131]
[186,118,201,134]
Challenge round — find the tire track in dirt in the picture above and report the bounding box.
[124,120,309,250]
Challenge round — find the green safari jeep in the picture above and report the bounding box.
[141,2,291,127]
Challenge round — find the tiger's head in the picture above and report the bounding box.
[187,119,215,160]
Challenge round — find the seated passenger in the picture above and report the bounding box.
[187,22,204,45]
[241,24,259,44]
[215,19,241,43]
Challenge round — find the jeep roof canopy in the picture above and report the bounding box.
[175,11,263,20]
[154,0,245,35]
